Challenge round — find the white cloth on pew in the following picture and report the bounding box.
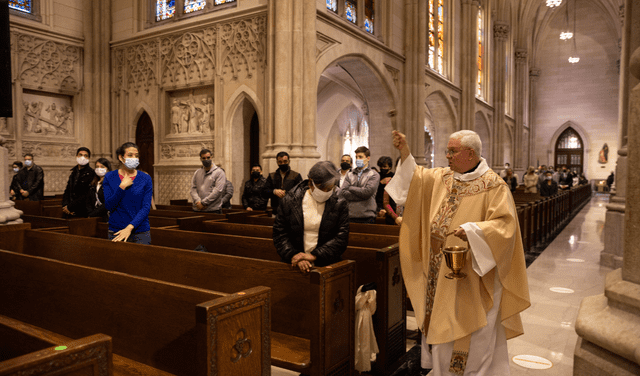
[355,285,379,372]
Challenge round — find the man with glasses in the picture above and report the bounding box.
[386,130,530,376]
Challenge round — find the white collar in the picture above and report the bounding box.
[453,158,489,182]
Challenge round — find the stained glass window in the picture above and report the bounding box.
[343,109,369,159]
[156,0,175,21]
[477,6,484,98]
[346,0,357,24]
[428,0,444,75]
[327,0,337,13]
[184,0,206,13]
[365,0,374,34]
[214,0,235,4]
[9,0,32,13]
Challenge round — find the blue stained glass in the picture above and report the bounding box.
[9,0,32,13]
[327,0,337,12]
[346,1,356,23]
[365,18,373,33]
[185,0,206,13]
[214,0,235,4]
[156,0,175,21]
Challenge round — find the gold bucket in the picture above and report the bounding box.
[443,246,469,279]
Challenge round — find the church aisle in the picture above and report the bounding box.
[508,193,612,375]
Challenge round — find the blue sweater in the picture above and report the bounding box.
[103,170,153,233]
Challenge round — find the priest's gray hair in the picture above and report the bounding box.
[450,130,482,158]
[308,161,340,190]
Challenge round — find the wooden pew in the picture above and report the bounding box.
[21,215,100,236]
[3,228,354,376]
[0,315,113,376]
[0,244,271,376]
[13,200,41,215]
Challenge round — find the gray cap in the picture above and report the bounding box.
[308,161,340,190]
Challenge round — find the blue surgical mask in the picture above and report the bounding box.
[124,158,139,170]
[24,160,32,167]
[355,159,365,168]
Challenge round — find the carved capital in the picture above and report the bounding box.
[493,22,510,41]
[529,68,541,81]
[515,49,528,64]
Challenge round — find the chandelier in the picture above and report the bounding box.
[567,0,579,63]
[546,0,562,7]
[560,31,573,40]
[559,1,572,40]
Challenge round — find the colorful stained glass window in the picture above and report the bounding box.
[365,0,374,33]
[428,0,435,69]
[185,0,206,13]
[9,0,32,13]
[437,0,444,73]
[346,1,356,24]
[428,0,444,75]
[156,0,175,21]
[477,7,484,98]
[327,0,337,13]
[214,0,235,4]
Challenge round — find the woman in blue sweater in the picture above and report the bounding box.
[103,142,153,244]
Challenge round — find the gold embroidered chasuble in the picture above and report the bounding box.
[399,166,530,345]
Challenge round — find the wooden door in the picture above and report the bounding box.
[554,127,583,175]
[136,112,154,182]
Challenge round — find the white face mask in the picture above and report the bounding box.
[24,160,32,167]
[13,167,19,173]
[123,158,139,170]
[95,167,108,177]
[310,181,334,203]
[77,156,89,166]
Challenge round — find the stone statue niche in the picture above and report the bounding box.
[22,91,74,137]
[168,92,214,137]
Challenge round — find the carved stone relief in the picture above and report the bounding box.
[4,140,16,159]
[42,168,76,193]
[167,92,214,136]
[156,169,196,205]
[22,92,74,137]
[125,42,159,91]
[16,33,82,93]
[493,22,510,41]
[160,141,214,159]
[22,142,79,159]
[161,29,217,87]
[0,117,8,134]
[220,16,267,79]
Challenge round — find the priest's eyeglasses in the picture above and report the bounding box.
[445,148,472,157]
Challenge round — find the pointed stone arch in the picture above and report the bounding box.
[425,90,457,167]
[549,121,591,173]
[474,110,492,164]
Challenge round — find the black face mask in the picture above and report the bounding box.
[202,159,212,168]
[380,168,390,176]
[340,162,351,170]
[251,171,261,179]
[279,164,290,173]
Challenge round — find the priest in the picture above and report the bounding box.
[386,130,530,375]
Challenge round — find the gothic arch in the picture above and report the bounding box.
[130,101,157,142]
[549,121,591,173]
[474,110,492,163]
[425,90,457,167]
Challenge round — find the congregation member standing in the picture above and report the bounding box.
[61,147,96,218]
[104,142,153,244]
[86,158,112,222]
[386,130,530,375]
[339,146,380,223]
[524,166,538,193]
[540,170,559,197]
[220,168,234,209]
[9,161,22,200]
[273,161,348,273]
[338,154,352,187]
[190,149,226,213]
[264,151,302,214]
[12,153,44,201]
[558,166,574,190]
[503,168,518,193]
[242,164,268,211]
[375,156,394,213]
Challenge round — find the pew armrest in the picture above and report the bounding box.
[270,332,311,372]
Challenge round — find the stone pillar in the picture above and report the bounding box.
[528,68,541,167]
[403,0,427,165]
[574,2,640,374]
[514,49,528,170]
[459,0,479,131]
[0,137,22,225]
[265,0,320,175]
[492,21,509,169]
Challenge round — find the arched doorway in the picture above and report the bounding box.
[136,112,154,182]
[229,96,259,204]
[555,127,583,174]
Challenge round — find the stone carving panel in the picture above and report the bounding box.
[161,29,217,87]
[168,93,214,136]
[3,140,16,159]
[160,141,214,160]
[16,33,82,93]
[22,142,79,159]
[22,92,74,137]
[220,16,266,79]
[0,117,8,134]
[124,42,159,91]
[157,169,196,205]
[44,168,76,193]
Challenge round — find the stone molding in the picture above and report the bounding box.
[515,49,528,64]
[317,32,341,59]
[493,22,510,41]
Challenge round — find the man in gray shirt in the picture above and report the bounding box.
[339,146,380,223]
[190,149,227,213]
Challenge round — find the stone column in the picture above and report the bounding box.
[574,2,640,374]
[0,137,22,225]
[514,49,528,171]
[459,0,479,131]
[403,0,427,165]
[492,21,509,169]
[265,0,319,174]
[528,68,541,167]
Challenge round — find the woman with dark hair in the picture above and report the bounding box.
[85,158,112,222]
[273,161,349,272]
[103,142,153,244]
[9,161,23,200]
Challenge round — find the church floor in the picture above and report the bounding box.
[272,194,611,375]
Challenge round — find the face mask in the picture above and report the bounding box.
[380,168,390,176]
[546,176,552,180]
[13,167,19,173]
[123,158,139,170]
[504,165,509,169]
[355,159,365,168]
[279,164,290,173]
[310,181,334,203]
[202,159,213,168]
[24,160,32,167]
[251,171,261,179]
[340,162,351,170]
[95,167,107,177]
[77,156,89,166]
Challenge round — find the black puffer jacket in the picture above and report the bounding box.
[273,180,349,266]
